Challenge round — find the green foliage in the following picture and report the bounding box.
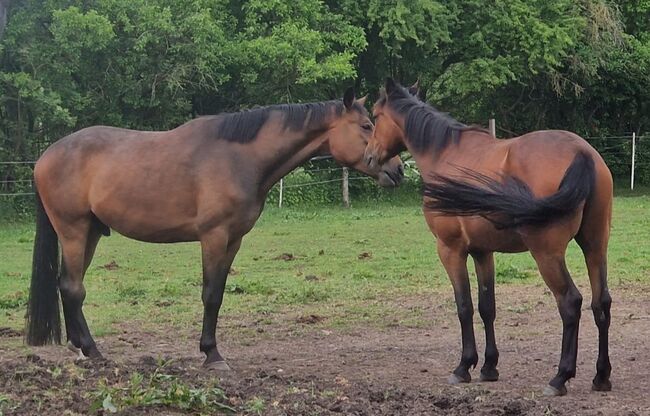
[367,0,452,54]
[0,394,12,416]
[244,396,266,415]
[89,367,235,414]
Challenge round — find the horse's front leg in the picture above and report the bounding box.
[438,241,478,383]
[199,228,242,370]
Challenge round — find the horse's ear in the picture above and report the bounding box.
[385,77,397,95]
[408,79,427,102]
[343,87,355,110]
[418,88,427,102]
[356,95,367,106]
[408,79,420,96]
[379,88,387,101]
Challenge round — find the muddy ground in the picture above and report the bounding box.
[1,284,649,415]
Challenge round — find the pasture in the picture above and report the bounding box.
[1,194,650,415]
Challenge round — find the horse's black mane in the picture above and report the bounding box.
[206,100,366,143]
[379,84,481,152]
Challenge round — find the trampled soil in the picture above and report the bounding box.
[1,284,649,415]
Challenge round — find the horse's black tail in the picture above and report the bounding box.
[423,152,595,229]
[26,191,62,345]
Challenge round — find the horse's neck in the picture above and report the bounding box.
[412,131,498,177]
[251,126,330,195]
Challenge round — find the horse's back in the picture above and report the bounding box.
[35,126,167,199]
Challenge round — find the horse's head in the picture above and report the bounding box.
[364,78,421,170]
[327,87,403,187]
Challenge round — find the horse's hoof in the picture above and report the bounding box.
[448,373,470,384]
[592,379,612,392]
[67,341,89,361]
[203,360,231,371]
[543,385,567,397]
[67,341,80,354]
[479,368,499,382]
[85,347,104,360]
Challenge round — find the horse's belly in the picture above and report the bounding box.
[466,226,527,253]
[92,200,199,243]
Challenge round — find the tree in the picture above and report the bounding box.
[0,0,9,40]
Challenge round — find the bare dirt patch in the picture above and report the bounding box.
[1,284,649,415]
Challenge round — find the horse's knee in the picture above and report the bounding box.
[59,278,86,304]
[591,290,612,326]
[201,284,223,306]
[559,289,582,324]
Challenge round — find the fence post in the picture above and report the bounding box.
[489,118,496,138]
[630,132,636,190]
[278,178,284,208]
[342,167,350,208]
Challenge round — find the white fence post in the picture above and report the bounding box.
[342,167,350,208]
[631,132,636,190]
[489,118,496,138]
[278,178,284,208]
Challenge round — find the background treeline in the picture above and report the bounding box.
[1,0,649,207]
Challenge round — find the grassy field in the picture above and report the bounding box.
[1,193,650,338]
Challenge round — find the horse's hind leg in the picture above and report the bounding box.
[576,227,612,391]
[529,246,582,396]
[65,225,103,358]
[59,220,102,359]
[471,252,499,381]
[438,241,478,383]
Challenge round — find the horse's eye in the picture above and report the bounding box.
[362,124,373,131]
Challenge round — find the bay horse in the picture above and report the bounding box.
[26,88,404,370]
[364,78,612,396]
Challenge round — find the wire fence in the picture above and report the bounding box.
[1,133,648,206]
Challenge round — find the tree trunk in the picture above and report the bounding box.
[0,0,10,40]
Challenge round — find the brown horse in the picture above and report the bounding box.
[26,88,404,370]
[364,78,612,396]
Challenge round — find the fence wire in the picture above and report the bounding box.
[1,134,648,200]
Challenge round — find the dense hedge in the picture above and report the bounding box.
[2,1,650,216]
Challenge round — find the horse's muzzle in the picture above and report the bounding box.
[364,146,380,170]
[377,161,404,188]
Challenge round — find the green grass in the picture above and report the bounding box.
[1,195,650,336]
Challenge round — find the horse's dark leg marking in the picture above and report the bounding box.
[531,251,582,396]
[576,233,612,392]
[472,252,499,382]
[438,242,477,383]
[589,268,612,392]
[199,230,242,370]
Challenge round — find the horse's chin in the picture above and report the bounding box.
[377,170,401,188]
